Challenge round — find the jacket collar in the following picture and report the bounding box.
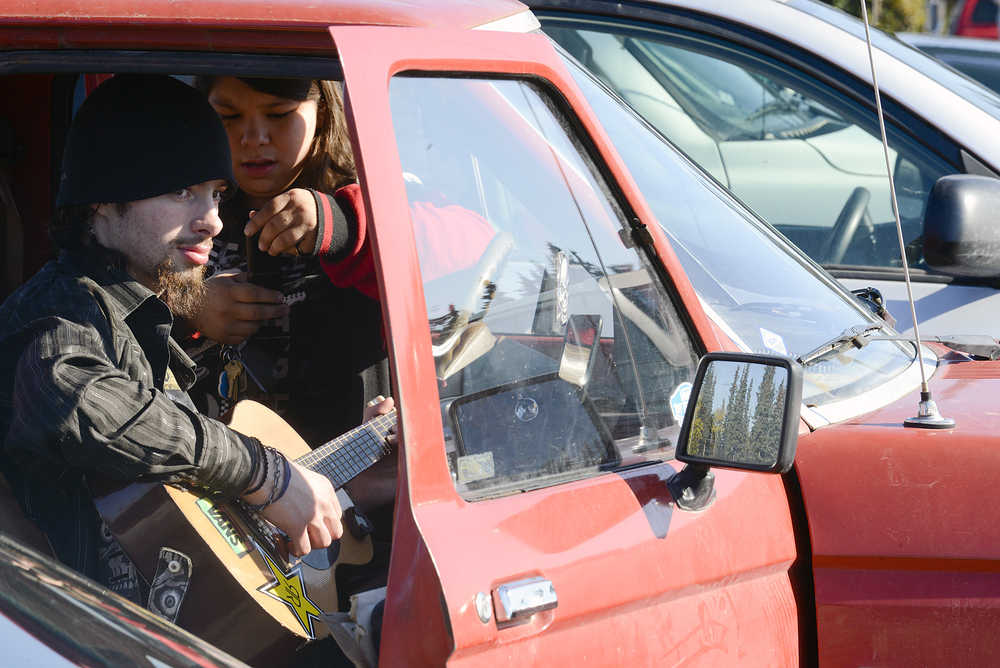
[60,246,158,318]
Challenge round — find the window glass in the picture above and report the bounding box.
[919,48,1000,95]
[971,0,998,24]
[544,23,955,271]
[556,49,917,406]
[389,76,699,499]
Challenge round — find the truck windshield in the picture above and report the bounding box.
[560,51,918,407]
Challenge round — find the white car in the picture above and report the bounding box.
[531,0,1000,336]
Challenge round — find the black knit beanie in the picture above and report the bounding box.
[56,74,234,207]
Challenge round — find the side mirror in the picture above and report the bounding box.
[924,174,1000,278]
[851,286,896,328]
[668,353,802,510]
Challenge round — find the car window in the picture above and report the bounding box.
[918,46,1000,95]
[971,0,998,24]
[543,22,955,272]
[555,48,919,408]
[389,76,699,500]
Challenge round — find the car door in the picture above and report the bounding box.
[535,4,1000,336]
[333,25,805,665]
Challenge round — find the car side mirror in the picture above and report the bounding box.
[923,174,1000,278]
[668,353,802,510]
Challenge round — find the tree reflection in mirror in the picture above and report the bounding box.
[686,360,788,469]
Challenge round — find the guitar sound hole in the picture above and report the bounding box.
[300,539,341,570]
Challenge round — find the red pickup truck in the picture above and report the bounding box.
[1,2,998,667]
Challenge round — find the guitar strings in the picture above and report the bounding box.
[233,410,397,567]
[294,411,396,489]
[296,412,393,468]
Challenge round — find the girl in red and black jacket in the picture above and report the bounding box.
[183,76,389,470]
[184,76,495,514]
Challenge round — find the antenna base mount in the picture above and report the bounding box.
[904,396,955,429]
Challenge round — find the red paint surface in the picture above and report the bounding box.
[0,0,528,52]
[0,0,526,28]
[796,360,1000,665]
[333,24,796,665]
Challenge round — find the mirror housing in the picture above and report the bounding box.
[675,352,802,474]
[924,174,1000,278]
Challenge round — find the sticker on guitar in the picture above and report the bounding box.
[256,541,324,638]
[196,497,251,557]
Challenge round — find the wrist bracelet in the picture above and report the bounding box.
[262,449,284,509]
[273,456,292,504]
[243,440,269,496]
[245,447,286,512]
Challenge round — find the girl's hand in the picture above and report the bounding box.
[245,188,318,256]
[346,396,398,513]
[187,270,287,344]
[362,395,394,423]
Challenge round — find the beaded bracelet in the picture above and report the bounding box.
[262,448,284,508]
[245,447,287,512]
[273,456,292,504]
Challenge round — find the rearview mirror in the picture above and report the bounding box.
[924,174,1000,278]
[676,353,802,474]
[558,314,602,388]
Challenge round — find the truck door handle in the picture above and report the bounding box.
[493,576,558,623]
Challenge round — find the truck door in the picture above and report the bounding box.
[333,25,804,666]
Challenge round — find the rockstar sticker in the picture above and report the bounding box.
[257,547,323,638]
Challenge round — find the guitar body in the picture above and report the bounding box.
[95,401,377,666]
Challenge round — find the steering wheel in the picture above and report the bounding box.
[822,186,871,265]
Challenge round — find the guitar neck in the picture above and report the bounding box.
[293,409,396,489]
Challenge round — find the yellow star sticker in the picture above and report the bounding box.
[257,548,323,638]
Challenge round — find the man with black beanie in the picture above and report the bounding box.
[0,74,344,605]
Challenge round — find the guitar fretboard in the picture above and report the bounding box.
[294,410,396,489]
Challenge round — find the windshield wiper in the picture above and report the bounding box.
[796,323,889,367]
[797,325,1000,368]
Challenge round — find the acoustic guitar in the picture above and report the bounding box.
[94,400,395,666]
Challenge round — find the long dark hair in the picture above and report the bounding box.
[194,76,356,193]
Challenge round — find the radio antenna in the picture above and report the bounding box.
[859,1,954,429]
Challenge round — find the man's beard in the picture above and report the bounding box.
[155,258,207,318]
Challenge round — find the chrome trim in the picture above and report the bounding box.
[493,576,558,623]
